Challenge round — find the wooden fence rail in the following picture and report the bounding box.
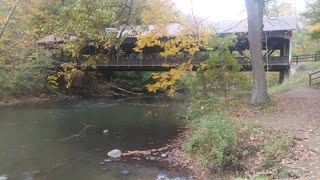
[309,70,320,86]
[292,54,320,64]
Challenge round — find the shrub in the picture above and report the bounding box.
[0,50,54,98]
[186,113,238,170]
[184,92,291,177]
[186,112,291,176]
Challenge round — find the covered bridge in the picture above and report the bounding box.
[216,16,297,82]
[37,16,297,80]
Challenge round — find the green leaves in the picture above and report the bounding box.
[55,0,145,55]
[303,0,320,40]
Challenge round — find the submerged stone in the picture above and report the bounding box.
[103,129,109,135]
[104,159,112,163]
[107,149,122,158]
[161,153,167,158]
[120,170,130,175]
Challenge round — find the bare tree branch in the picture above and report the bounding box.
[0,0,20,39]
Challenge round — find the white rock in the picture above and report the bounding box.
[0,175,7,180]
[104,159,112,163]
[103,129,109,135]
[161,153,167,158]
[107,149,122,158]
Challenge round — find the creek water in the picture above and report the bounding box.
[0,96,189,180]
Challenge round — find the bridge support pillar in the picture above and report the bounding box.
[101,71,113,83]
[279,69,290,84]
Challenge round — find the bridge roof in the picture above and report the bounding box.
[37,16,297,45]
[215,16,297,34]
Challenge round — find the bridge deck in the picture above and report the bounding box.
[95,56,290,71]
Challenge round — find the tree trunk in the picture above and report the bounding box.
[245,0,270,105]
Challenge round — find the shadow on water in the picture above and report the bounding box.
[0,96,189,180]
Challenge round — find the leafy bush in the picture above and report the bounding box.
[186,113,238,170]
[184,91,291,177]
[186,111,291,176]
[0,50,54,98]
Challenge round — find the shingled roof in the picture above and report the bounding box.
[37,16,297,45]
[215,16,297,34]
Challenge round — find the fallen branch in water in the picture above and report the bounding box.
[127,103,178,107]
[102,82,143,96]
[79,123,93,136]
[122,144,177,157]
[60,123,94,143]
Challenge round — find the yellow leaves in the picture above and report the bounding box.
[49,62,86,89]
[146,62,192,96]
[309,24,320,32]
[47,75,59,89]
[308,24,320,39]
[134,0,215,96]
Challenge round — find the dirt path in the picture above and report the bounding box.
[248,87,320,179]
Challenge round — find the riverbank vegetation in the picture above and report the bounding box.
[176,60,293,178]
[269,62,320,94]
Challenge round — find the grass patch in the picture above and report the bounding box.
[186,112,292,177]
[269,62,320,94]
[186,113,238,170]
[303,61,320,70]
[184,95,292,178]
[268,72,307,94]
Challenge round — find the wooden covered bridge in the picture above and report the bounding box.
[37,16,297,82]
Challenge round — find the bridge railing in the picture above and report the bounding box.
[292,54,320,64]
[97,56,290,68]
[98,57,207,67]
[235,56,290,65]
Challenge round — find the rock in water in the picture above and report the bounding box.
[104,159,112,163]
[0,175,7,180]
[107,149,122,158]
[103,129,109,135]
[161,153,167,158]
[120,170,130,175]
[143,150,151,156]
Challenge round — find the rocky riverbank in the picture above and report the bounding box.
[0,93,118,107]
[0,94,80,107]
[99,130,206,179]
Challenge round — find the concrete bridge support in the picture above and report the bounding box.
[279,69,290,84]
[100,71,113,83]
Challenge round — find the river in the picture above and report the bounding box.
[0,96,189,180]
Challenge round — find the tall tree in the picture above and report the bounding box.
[245,0,270,105]
[0,0,50,64]
[265,0,294,17]
[303,0,320,39]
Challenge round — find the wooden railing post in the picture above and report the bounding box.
[309,70,320,86]
[309,74,312,86]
